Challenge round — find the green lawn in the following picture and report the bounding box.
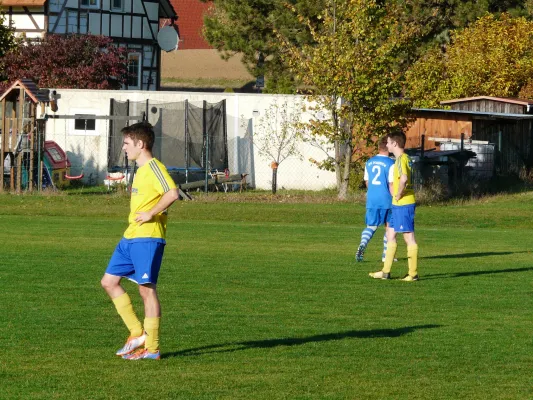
[1,191,533,399]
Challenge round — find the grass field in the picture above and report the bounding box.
[1,191,533,399]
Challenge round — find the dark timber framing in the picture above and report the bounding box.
[2,0,176,91]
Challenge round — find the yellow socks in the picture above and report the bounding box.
[144,317,161,353]
[382,242,397,274]
[112,293,143,338]
[407,244,419,277]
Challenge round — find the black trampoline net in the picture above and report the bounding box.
[109,99,228,184]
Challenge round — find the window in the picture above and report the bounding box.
[127,52,141,89]
[47,148,64,163]
[111,0,122,10]
[80,0,99,8]
[70,109,100,136]
[66,10,77,33]
[80,12,88,34]
[74,117,96,131]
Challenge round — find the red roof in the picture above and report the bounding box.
[167,0,212,50]
[0,0,46,6]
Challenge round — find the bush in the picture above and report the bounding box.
[348,168,365,194]
[415,178,448,205]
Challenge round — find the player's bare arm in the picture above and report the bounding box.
[395,174,408,201]
[135,188,179,224]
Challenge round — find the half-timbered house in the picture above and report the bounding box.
[0,0,177,90]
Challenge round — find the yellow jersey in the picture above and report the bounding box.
[123,158,177,240]
[392,153,415,206]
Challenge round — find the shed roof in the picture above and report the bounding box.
[422,149,477,159]
[440,96,533,106]
[0,79,49,103]
[412,108,533,120]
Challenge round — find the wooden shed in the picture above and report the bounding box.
[407,96,533,176]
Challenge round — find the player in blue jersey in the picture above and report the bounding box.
[355,136,394,262]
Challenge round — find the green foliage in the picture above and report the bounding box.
[278,0,421,199]
[407,13,533,106]
[400,0,533,48]
[0,13,17,58]
[348,167,365,194]
[201,1,533,95]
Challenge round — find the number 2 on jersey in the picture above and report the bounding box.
[371,165,381,185]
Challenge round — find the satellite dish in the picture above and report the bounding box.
[157,26,179,52]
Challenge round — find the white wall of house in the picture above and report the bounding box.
[48,0,159,37]
[44,89,337,191]
[4,7,46,38]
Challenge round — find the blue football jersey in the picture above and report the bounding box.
[364,155,394,209]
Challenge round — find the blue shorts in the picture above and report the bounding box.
[390,204,416,233]
[106,238,166,285]
[365,208,391,226]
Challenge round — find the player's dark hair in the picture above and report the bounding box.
[378,136,388,152]
[121,122,155,151]
[388,129,406,149]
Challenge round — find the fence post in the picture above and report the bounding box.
[108,98,114,174]
[459,132,465,182]
[203,100,209,193]
[184,99,189,183]
[145,99,149,122]
[0,97,4,191]
[420,134,425,187]
[126,100,134,190]
[222,99,228,170]
[37,121,42,191]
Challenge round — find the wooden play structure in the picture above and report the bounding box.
[0,79,50,192]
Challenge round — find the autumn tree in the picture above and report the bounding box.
[201,1,531,95]
[406,13,533,107]
[276,0,421,200]
[0,34,129,90]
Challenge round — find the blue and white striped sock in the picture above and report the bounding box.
[382,234,388,260]
[359,226,377,248]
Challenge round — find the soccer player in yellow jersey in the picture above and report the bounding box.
[369,130,419,281]
[101,122,179,360]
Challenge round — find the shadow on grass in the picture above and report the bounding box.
[421,251,529,260]
[164,324,441,358]
[423,266,533,280]
[380,251,528,265]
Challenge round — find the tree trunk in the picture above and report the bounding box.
[337,141,352,200]
[334,140,342,190]
[272,168,278,194]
